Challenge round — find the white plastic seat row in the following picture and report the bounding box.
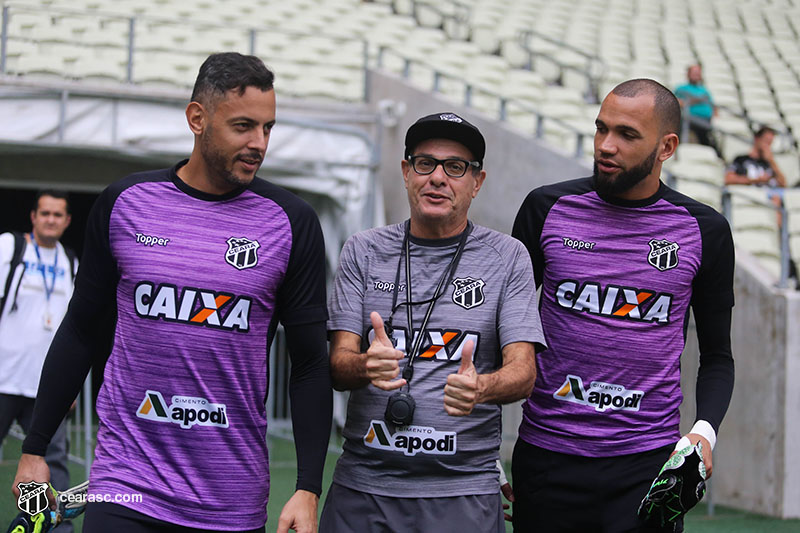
[734,228,781,258]
[674,179,723,211]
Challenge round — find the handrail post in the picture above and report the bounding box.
[58,90,68,142]
[376,45,385,69]
[681,110,690,144]
[779,205,790,288]
[126,17,135,83]
[1,6,9,74]
[362,39,370,103]
[248,28,256,56]
[721,187,732,222]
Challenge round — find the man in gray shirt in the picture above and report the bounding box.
[321,112,546,531]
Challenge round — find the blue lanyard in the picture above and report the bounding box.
[30,233,58,303]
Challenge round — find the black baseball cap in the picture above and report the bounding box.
[404,112,485,166]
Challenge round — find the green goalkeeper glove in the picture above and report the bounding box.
[638,442,707,527]
[5,510,52,533]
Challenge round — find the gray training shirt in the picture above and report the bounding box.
[328,221,545,497]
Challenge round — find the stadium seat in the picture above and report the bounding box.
[6,11,52,39]
[669,160,725,187]
[728,186,780,232]
[470,55,510,88]
[79,20,129,48]
[774,154,800,187]
[133,52,197,88]
[0,39,38,74]
[713,115,753,138]
[734,227,782,256]
[674,179,723,211]
[72,52,127,83]
[786,187,800,273]
[675,143,721,164]
[721,135,755,164]
[15,52,68,79]
[502,68,546,96]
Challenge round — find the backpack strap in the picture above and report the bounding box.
[0,231,27,318]
[63,245,78,280]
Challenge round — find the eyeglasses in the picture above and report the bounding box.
[407,156,481,178]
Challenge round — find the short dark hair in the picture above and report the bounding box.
[612,79,682,135]
[190,52,275,107]
[33,189,70,214]
[755,125,776,138]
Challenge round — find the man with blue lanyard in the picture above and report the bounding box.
[0,190,77,533]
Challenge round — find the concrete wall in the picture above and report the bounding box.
[705,252,800,518]
[367,71,591,233]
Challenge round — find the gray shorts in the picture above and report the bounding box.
[319,482,505,533]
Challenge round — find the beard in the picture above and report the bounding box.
[199,126,260,191]
[592,145,658,198]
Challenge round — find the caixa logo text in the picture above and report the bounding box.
[134,281,251,332]
[554,280,673,324]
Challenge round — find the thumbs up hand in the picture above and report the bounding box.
[444,340,479,416]
[365,311,407,391]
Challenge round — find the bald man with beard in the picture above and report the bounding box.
[511,79,735,532]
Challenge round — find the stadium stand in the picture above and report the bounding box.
[727,185,785,280]
[665,143,727,210]
[2,0,799,270]
[2,0,796,142]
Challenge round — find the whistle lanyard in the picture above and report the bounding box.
[387,221,470,389]
[30,233,58,303]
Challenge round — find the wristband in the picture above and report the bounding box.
[689,420,717,450]
[496,459,508,486]
[674,420,716,451]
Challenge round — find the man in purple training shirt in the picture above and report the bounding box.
[512,79,735,532]
[11,52,331,533]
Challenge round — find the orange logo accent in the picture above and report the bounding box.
[612,291,653,316]
[139,398,153,415]
[190,295,232,322]
[419,331,459,358]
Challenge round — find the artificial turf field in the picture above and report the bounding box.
[2,435,799,532]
